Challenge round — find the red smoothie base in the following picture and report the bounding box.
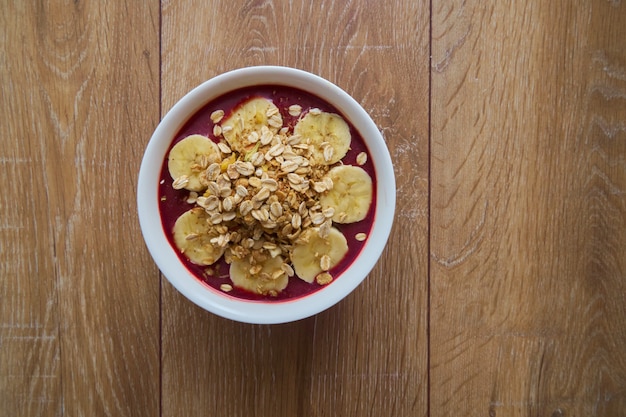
[158,85,377,301]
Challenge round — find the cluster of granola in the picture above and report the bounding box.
[185,107,339,292]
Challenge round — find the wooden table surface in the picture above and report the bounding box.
[2,1,625,416]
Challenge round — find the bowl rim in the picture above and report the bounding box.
[137,66,395,324]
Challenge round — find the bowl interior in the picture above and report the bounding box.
[137,66,395,324]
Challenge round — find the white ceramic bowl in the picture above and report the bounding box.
[137,66,395,324]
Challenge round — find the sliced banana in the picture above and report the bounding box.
[168,134,222,191]
[220,97,282,153]
[172,208,225,265]
[293,111,351,165]
[290,226,348,283]
[319,165,372,223]
[229,255,289,296]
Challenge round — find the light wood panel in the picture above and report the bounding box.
[160,0,429,416]
[0,4,61,414]
[0,1,160,416]
[431,1,626,415]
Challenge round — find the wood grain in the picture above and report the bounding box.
[0,1,161,416]
[431,1,626,416]
[160,0,429,416]
[0,6,61,413]
[3,0,625,416]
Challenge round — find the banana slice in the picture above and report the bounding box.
[319,165,373,223]
[229,255,289,296]
[168,134,222,191]
[293,110,351,165]
[172,208,225,265]
[290,226,348,283]
[220,97,282,153]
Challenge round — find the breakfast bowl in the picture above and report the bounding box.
[137,66,395,324]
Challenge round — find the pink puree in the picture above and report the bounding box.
[158,85,377,301]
